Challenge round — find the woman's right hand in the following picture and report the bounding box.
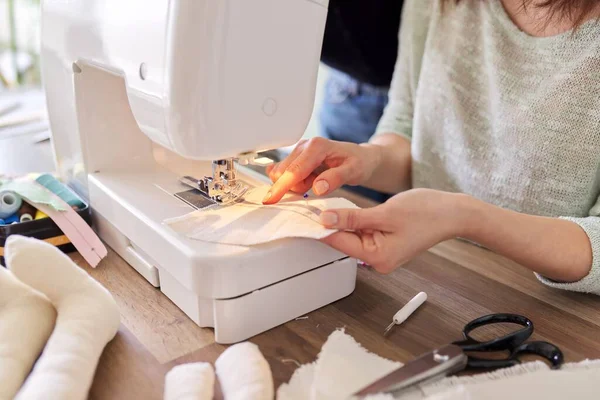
[262,137,382,204]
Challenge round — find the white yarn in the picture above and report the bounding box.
[0,267,56,400]
[5,235,120,400]
[216,342,274,400]
[164,363,215,400]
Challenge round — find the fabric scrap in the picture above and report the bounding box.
[0,179,68,211]
[276,329,600,400]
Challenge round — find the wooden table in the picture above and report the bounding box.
[78,202,600,399]
[3,97,600,399]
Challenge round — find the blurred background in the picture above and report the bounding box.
[0,0,53,176]
[0,0,42,89]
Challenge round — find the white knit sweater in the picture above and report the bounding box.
[374,0,600,293]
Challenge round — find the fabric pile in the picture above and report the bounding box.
[277,329,600,399]
[167,329,600,400]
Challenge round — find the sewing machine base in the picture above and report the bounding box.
[160,257,356,343]
[88,169,357,344]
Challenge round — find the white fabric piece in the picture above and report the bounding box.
[164,186,359,246]
[425,365,600,400]
[311,330,401,399]
[277,329,600,400]
[215,342,274,400]
[0,267,56,400]
[5,235,121,400]
[164,362,215,400]
[277,330,399,400]
[277,364,315,400]
[400,352,600,400]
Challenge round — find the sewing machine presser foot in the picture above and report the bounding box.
[179,175,248,205]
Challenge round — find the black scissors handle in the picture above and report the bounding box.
[453,313,564,370]
[454,314,533,352]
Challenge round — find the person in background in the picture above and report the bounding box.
[265,0,600,294]
[317,0,404,202]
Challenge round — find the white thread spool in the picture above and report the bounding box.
[20,214,33,223]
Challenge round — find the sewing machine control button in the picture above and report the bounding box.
[139,63,148,80]
[262,98,277,116]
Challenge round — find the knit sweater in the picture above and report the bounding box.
[374,0,600,293]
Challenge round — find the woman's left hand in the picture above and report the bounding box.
[320,189,467,273]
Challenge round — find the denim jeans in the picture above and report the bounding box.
[318,68,391,203]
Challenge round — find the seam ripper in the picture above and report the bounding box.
[384,291,427,336]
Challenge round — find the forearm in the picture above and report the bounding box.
[360,133,412,194]
[457,195,593,283]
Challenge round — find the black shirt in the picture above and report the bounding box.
[321,0,404,87]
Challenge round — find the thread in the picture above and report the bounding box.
[20,214,33,223]
[18,202,37,223]
[35,210,48,220]
[0,191,22,219]
[0,214,19,225]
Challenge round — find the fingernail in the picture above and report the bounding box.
[320,211,338,227]
[314,180,329,195]
[262,191,272,203]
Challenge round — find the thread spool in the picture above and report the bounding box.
[20,214,33,223]
[35,210,48,220]
[0,214,19,225]
[0,191,23,219]
[18,202,37,223]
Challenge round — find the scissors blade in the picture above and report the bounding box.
[353,344,468,397]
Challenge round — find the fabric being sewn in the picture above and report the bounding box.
[164,186,359,246]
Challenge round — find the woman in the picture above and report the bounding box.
[263,0,600,294]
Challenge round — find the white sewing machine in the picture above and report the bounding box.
[40,0,357,343]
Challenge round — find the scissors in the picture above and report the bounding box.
[353,313,564,397]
